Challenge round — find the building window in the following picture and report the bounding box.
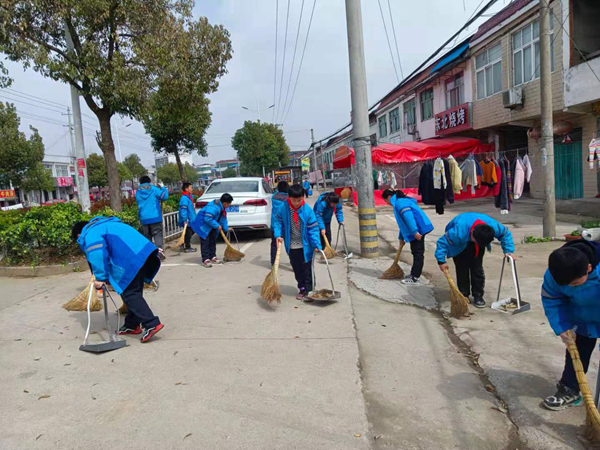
[445,72,465,109]
[378,115,388,137]
[420,89,434,121]
[513,16,554,86]
[389,108,401,133]
[55,164,69,177]
[476,43,502,99]
[403,99,416,128]
[43,163,54,176]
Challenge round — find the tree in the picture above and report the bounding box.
[156,162,180,185]
[0,102,45,187]
[21,162,55,194]
[1,1,232,211]
[232,121,290,176]
[123,154,147,184]
[118,163,132,184]
[87,154,108,188]
[184,163,199,183]
[222,168,237,178]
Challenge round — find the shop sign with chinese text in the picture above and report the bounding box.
[435,103,471,136]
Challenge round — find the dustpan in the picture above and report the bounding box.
[80,285,127,353]
[491,255,530,314]
[306,249,341,302]
[334,223,353,260]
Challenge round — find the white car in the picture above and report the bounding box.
[195,177,273,232]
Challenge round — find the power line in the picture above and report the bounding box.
[386,0,404,80]
[273,0,279,124]
[275,0,292,122]
[377,0,400,83]
[45,131,71,151]
[281,0,318,125]
[0,93,66,114]
[2,87,68,109]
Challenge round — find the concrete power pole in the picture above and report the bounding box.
[64,24,91,213]
[539,0,556,237]
[311,128,318,189]
[344,0,378,257]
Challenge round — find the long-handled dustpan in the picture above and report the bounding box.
[305,249,341,302]
[80,285,126,353]
[491,255,530,314]
[335,223,353,260]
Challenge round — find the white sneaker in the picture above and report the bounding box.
[401,276,421,285]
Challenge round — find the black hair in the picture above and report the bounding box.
[472,224,495,247]
[562,240,599,270]
[289,184,304,198]
[381,189,406,200]
[220,193,233,204]
[549,247,591,285]
[182,182,192,191]
[326,193,340,204]
[71,221,89,241]
[277,181,289,193]
[140,175,151,184]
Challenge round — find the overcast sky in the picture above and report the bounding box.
[0,0,508,168]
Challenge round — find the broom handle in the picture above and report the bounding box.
[443,268,459,291]
[273,242,282,274]
[220,229,232,246]
[393,241,405,265]
[324,234,332,248]
[566,330,600,420]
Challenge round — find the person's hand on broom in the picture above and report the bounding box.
[321,229,326,236]
[438,262,449,273]
[560,330,575,348]
[276,237,284,245]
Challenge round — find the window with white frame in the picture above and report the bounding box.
[476,43,502,100]
[43,163,54,176]
[403,99,416,128]
[378,115,388,137]
[55,164,69,177]
[389,108,401,133]
[512,16,554,86]
[420,89,434,121]
[445,72,465,109]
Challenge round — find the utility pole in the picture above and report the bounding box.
[540,0,556,237]
[64,23,91,213]
[66,108,76,158]
[311,128,318,190]
[345,0,378,257]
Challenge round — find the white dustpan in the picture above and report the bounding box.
[491,255,530,315]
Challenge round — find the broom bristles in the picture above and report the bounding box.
[62,277,102,312]
[380,241,405,280]
[171,223,188,251]
[261,244,282,304]
[444,269,469,318]
[220,229,245,261]
[566,330,600,442]
[340,187,351,200]
[322,235,337,260]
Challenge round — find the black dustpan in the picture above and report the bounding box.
[80,286,127,353]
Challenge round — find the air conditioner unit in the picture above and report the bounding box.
[503,87,524,109]
[407,123,417,135]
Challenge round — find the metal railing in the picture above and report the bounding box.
[163,211,184,242]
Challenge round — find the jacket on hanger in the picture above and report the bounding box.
[433,158,447,190]
[443,158,454,204]
[418,162,435,205]
[447,156,463,194]
[460,157,478,194]
[522,154,533,182]
[479,160,498,187]
[513,158,526,200]
[494,160,510,212]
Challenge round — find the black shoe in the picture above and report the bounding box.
[185,247,198,253]
[543,381,582,410]
[158,252,166,261]
[473,297,486,308]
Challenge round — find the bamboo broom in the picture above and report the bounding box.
[380,241,405,279]
[220,229,245,261]
[322,234,337,260]
[443,268,470,318]
[171,223,188,251]
[62,276,102,312]
[340,187,351,200]
[261,242,282,305]
[566,330,600,443]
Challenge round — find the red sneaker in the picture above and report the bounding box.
[141,323,164,343]
[119,325,142,335]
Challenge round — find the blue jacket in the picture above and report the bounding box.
[191,199,229,239]
[303,180,311,191]
[273,202,322,262]
[313,193,344,230]
[77,216,160,295]
[136,183,168,225]
[542,265,600,338]
[390,196,434,242]
[178,194,196,226]
[271,191,288,229]
[435,213,515,263]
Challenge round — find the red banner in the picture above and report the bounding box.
[0,189,15,198]
[435,103,471,136]
[76,158,86,169]
[55,177,73,187]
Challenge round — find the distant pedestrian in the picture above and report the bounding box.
[302,178,311,197]
[71,217,164,343]
[178,182,197,253]
[435,212,515,308]
[272,184,322,300]
[270,181,289,265]
[382,189,433,285]
[313,192,344,251]
[191,193,232,268]
[136,175,169,260]
[541,240,600,410]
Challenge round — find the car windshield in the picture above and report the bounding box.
[206,180,259,194]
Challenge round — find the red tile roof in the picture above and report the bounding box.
[473,0,534,40]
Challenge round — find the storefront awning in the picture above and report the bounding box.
[431,42,469,73]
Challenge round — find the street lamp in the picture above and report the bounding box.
[241,101,275,122]
[114,122,132,162]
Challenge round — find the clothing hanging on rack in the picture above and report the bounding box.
[377,171,384,187]
[492,160,502,197]
[494,159,511,212]
[433,158,447,189]
[504,155,513,205]
[447,156,463,194]
[522,154,533,182]
[460,156,478,194]
[373,169,379,190]
[418,162,435,205]
[513,157,526,199]
[443,158,454,204]
[589,137,600,169]
[479,159,498,187]
[390,172,397,189]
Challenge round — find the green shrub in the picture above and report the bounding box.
[162,194,181,214]
[581,220,600,229]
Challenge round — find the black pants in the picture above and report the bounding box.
[121,257,160,329]
[320,222,332,249]
[453,242,485,298]
[142,222,164,249]
[201,229,218,261]
[561,333,597,391]
[304,189,309,198]
[289,248,313,292]
[184,226,195,249]
[409,237,425,279]
[270,230,278,266]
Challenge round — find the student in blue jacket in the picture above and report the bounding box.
[178,182,197,253]
[273,184,322,300]
[435,212,515,308]
[71,217,164,343]
[136,175,169,260]
[270,180,289,265]
[382,189,434,285]
[191,193,233,268]
[302,179,311,198]
[541,240,600,410]
[313,192,344,250]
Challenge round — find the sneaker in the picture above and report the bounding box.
[185,247,198,253]
[543,382,583,410]
[296,288,307,300]
[141,323,164,343]
[118,325,142,335]
[211,257,223,265]
[158,251,166,261]
[401,276,422,285]
[473,297,486,308]
[179,244,185,252]
[203,259,212,268]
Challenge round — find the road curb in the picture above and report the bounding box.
[0,260,86,278]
